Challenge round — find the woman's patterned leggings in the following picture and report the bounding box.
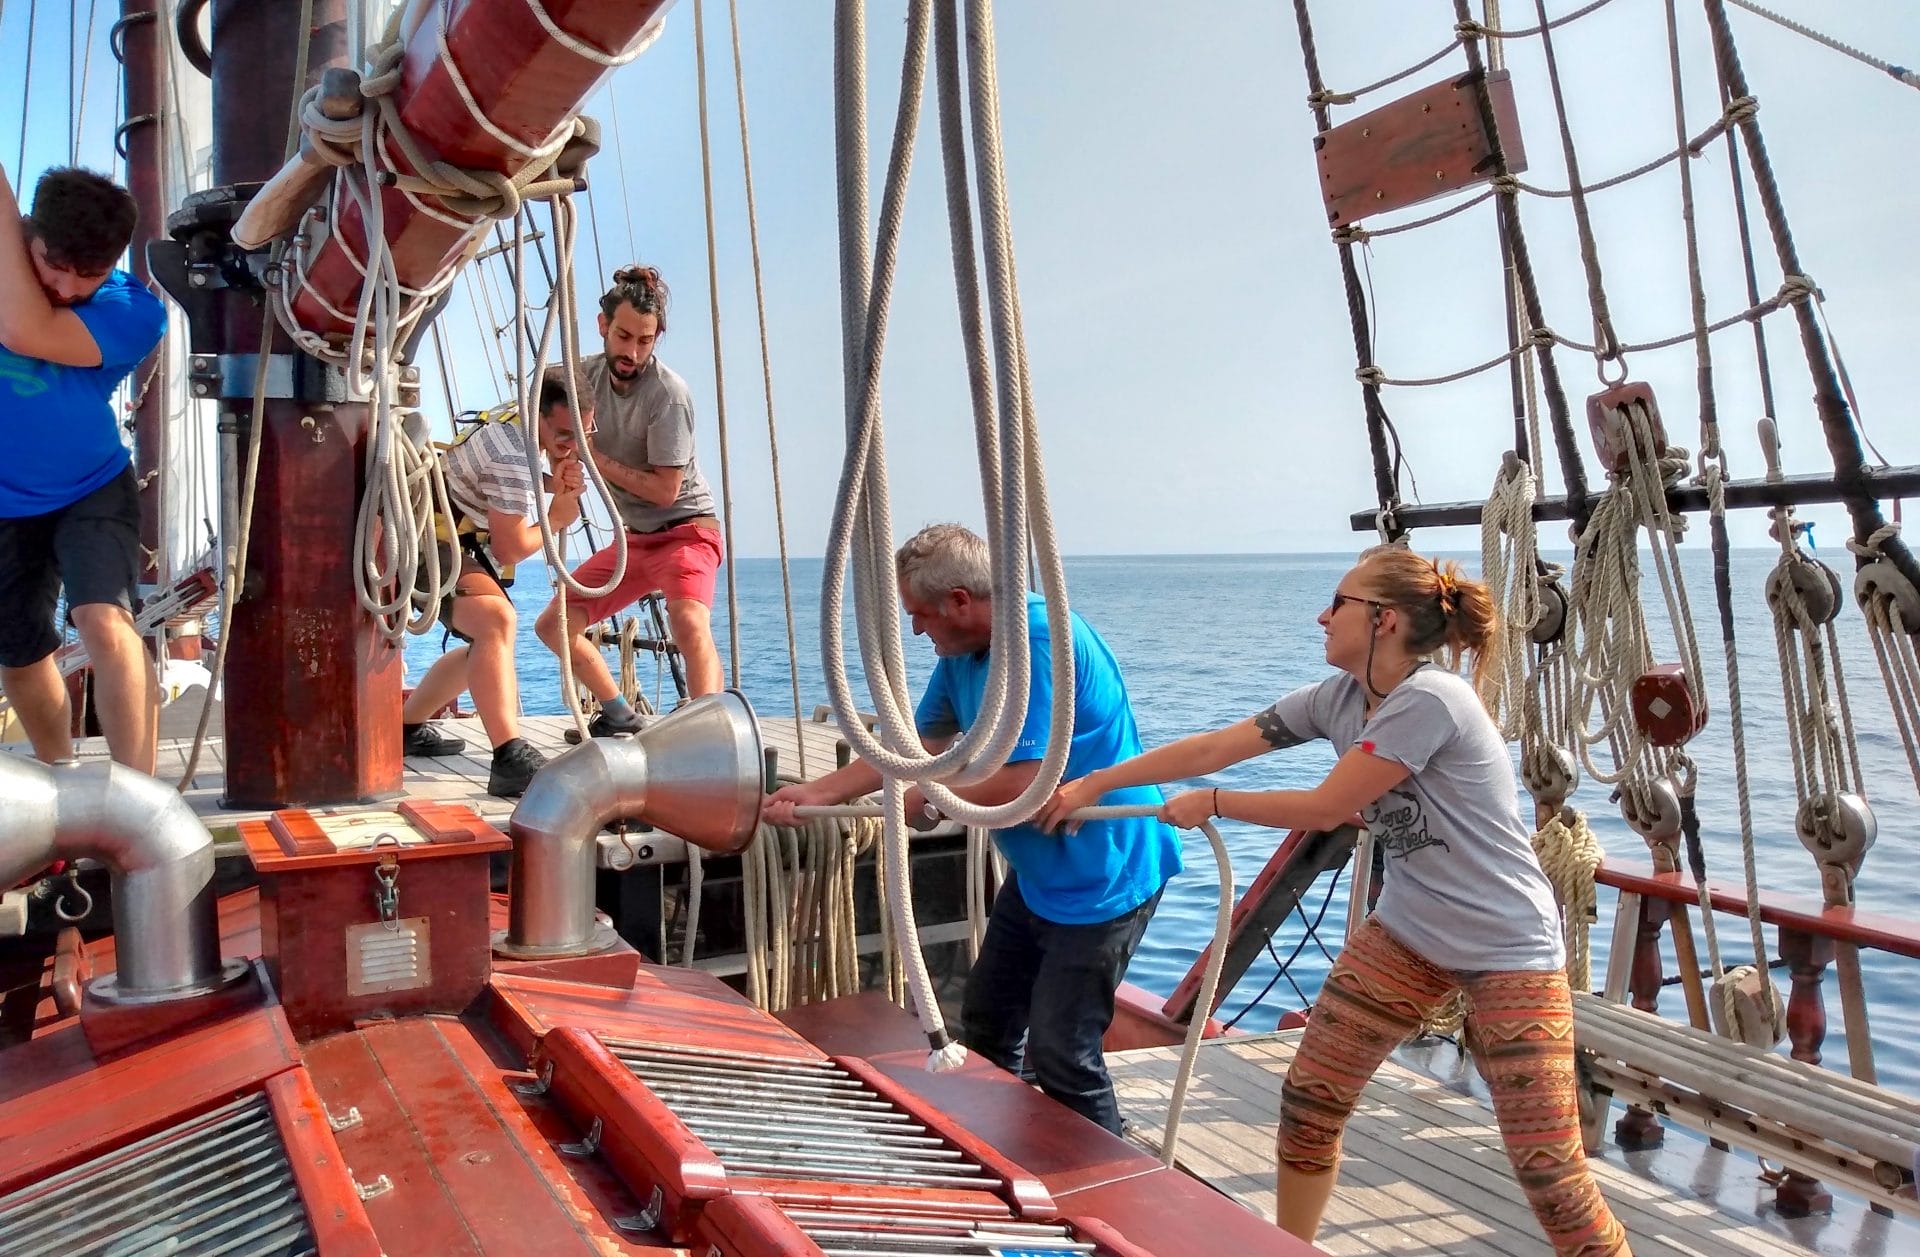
[1279,917,1628,1257]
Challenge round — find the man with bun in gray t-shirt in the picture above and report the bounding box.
[533,266,725,731]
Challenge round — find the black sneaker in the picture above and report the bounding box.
[487,738,547,798]
[588,706,646,737]
[403,722,466,757]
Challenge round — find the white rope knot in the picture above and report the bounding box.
[1845,521,1901,560]
[1721,94,1759,126]
[1527,325,1557,347]
[1491,173,1522,196]
[1776,273,1817,306]
[1331,224,1370,245]
[1307,88,1358,106]
[1354,364,1387,387]
[1454,19,1488,41]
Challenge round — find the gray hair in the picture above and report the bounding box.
[895,523,992,602]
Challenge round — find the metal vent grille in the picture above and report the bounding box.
[0,1092,316,1257]
[786,1207,1094,1256]
[346,917,431,996]
[606,1040,997,1190]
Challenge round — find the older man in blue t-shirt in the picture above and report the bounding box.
[765,523,1181,1134]
[0,165,167,772]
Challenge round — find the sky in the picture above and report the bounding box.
[3,0,1917,557]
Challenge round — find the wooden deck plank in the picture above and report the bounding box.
[1110,1033,1917,1257]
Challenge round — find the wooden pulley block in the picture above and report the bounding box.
[1630,664,1707,747]
[1708,963,1786,1049]
[1795,791,1876,871]
[1530,574,1569,645]
[1521,744,1577,806]
[1585,381,1668,476]
[1766,554,1843,626]
[1854,557,1920,633]
[1619,777,1682,844]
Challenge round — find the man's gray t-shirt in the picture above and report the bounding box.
[1258,667,1566,973]
[581,352,717,533]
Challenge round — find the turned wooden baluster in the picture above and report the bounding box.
[1769,927,1836,1216]
[1613,895,1670,1150]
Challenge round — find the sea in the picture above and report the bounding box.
[403,549,1920,1095]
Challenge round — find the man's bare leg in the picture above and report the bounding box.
[70,603,156,773]
[450,591,520,747]
[402,646,471,725]
[535,595,621,703]
[666,597,722,698]
[0,654,74,762]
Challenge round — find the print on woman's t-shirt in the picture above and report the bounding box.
[1363,789,1450,860]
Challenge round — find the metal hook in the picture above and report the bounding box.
[54,877,94,924]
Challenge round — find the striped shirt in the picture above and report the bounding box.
[445,419,539,531]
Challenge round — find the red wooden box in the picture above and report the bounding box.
[239,799,510,1041]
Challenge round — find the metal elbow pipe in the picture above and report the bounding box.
[500,691,764,958]
[0,754,233,1001]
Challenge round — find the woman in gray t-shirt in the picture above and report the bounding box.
[1045,547,1630,1257]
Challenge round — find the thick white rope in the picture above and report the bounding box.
[824,0,1079,1069]
[1479,454,1540,738]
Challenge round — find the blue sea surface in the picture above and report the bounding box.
[405,550,1920,1095]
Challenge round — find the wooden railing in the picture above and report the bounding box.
[1592,859,1920,1216]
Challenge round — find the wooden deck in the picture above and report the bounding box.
[1110,1032,1917,1257]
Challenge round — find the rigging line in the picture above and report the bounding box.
[429,319,461,419]
[692,0,742,689]
[17,0,37,176]
[1450,0,1591,534]
[725,0,807,773]
[1464,0,1620,42]
[1221,864,1345,1032]
[1288,0,1407,536]
[1531,0,1622,365]
[1701,0,1916,588]
[603,80,641,261]
[1354,239,1418,503]
[581,175,608,294]
[1724,0,1918,91]
[73,0,100,168]
[1666,0,1755,1019]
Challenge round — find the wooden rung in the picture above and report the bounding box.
[1577,995,1920,1126]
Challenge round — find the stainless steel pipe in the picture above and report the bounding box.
[0,754,231,1000]
[501,690,763,957]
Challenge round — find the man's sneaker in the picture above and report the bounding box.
[588,706,646,738]
[487,738,547,798]
[403,722,466,758]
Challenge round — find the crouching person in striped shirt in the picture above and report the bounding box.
[401,366,590,797]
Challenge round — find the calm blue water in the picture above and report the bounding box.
[405,550,1920,1094]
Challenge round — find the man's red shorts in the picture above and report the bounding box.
[564,522,724,622]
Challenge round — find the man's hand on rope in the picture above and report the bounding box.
[1159,789,1218,831]
[762,781,833,828]
[550,455,586,499]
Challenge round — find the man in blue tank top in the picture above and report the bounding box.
[765,523,1182,1134]
[0,166,167,771]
